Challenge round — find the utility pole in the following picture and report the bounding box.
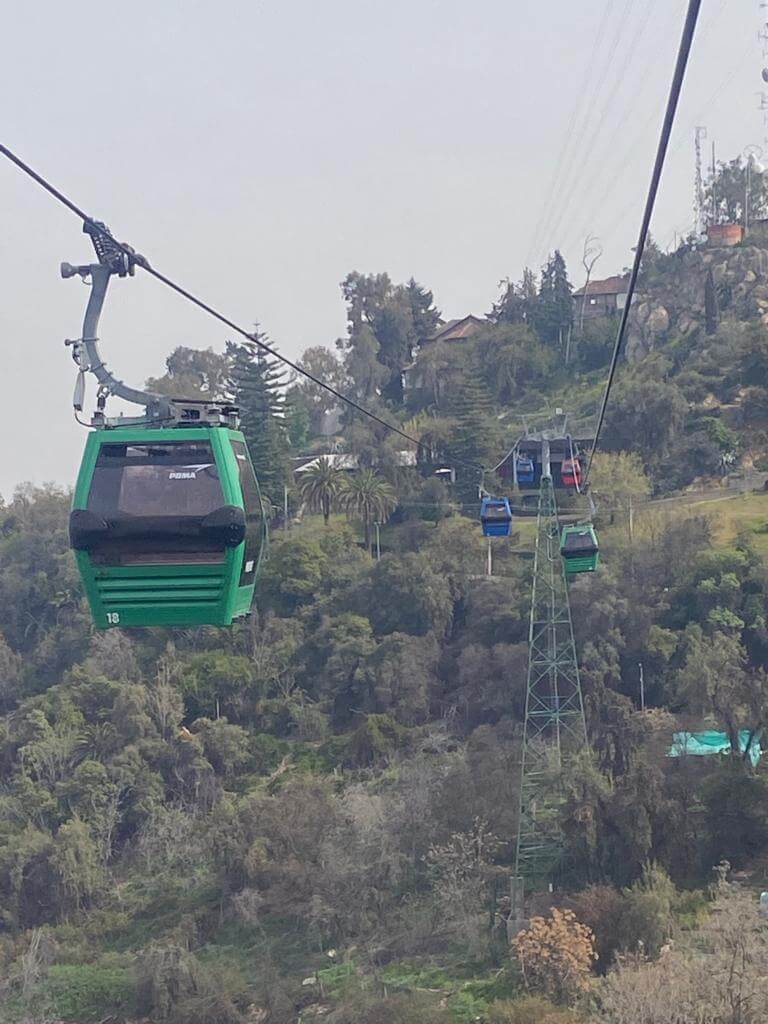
[628,494,635,543]
[759,6,768,145]
[711,140,717,226]
[284,485,289,533]
[638,661,645,712]
[486,537,493,577]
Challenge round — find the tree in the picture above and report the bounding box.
[513,907,597,1004]
[227,337,290,504]
[294,345,347,435]
[340,323,389,402]
[405,277,442,348]
[476,322,552,402]
[448,353,502,501]
[704,155,768,225]
[675,626,764,764]
[598,883,768,1024]
[51,817,105,917]
[535,251,573,350]
[589,452,651,532]
[259,536,329,615]
[367,553,454,638]
[603,358,687,469]
[704,268,719,336]
[145,346,231,399]
[490,268,538,325]
[339,271,440,404]
[339,469,397,553]
[298,457,344,524]
[356,632,439,724]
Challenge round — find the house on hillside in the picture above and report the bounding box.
[707,223,744,247]
[293,451,418,478]
[402,314,486,397]
[428,314,486,345]
[573,275,629,321]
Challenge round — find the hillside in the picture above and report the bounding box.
[4,221,768,1023]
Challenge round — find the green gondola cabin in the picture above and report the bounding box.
[70,426,266,628]
[560,523,599,576]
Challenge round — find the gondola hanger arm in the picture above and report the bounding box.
[62,221,174,424]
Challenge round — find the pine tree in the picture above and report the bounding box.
[448,356,502,502]
[535,250,573,349]
[227,336,290,505]
[490,268,539,325]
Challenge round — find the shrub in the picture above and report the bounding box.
[46,961,136,1021]
[512,908,597,1004]
[487,995,584,1023]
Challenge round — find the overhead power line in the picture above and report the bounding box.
[584,0,703,486]
[0,142,486,476]
[524,0,614,269]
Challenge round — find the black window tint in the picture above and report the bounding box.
[88,443,223,518]
[232,441,263,586]
[483,504,510,520]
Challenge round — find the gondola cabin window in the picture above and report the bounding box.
[231,440,263,586]
[87,442,224,518]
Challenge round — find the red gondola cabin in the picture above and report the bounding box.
[561,458,582,489]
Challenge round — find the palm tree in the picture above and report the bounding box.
[298,457,343,524]
[339,469,397,554]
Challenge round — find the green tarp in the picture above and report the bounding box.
[668,730,762,767]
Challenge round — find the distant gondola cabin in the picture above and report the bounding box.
[480,497,512,537]
[560,524,599,575]
[515,456,536,485]
[561,458,582,489]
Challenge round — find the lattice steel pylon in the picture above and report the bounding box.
[514,470,587,889]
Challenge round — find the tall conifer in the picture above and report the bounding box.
[227,336,290,505]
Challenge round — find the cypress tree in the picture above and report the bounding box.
[448,355,502,502]
[227,336,290,505]
[704,268,719,336]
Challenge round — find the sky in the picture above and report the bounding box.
[0,0,762,496]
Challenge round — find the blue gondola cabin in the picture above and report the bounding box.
[480,497,512,537]
[516,456,536,485]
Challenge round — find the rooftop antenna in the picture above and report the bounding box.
[759,3,768,142]
[694,126,708,235]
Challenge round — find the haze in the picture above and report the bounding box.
[0,0,757,496]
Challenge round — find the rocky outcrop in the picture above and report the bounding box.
[624,243,768,361]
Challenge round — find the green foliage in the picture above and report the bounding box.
[339,469,397,553]
[45,960,137,1021]
[146,346,231,400]
[6,230,768,1024]
[534,250,573,348]
[486,996,583,1024]
[704,155,768,224]
[298,457,344,523]
[259,536,329,614]
[339,271,440,404]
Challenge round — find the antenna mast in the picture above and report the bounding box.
[694,126,707,235]
[759,3,768,143]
